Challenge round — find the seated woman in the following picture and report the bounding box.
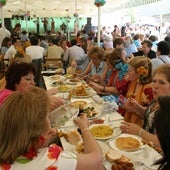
[88,47,129,97]
[154,96,170,170]
[120,64,170,147]
[0,87,103,170]
[123,56,153,127]
[0,62,63,111]
[77,46,107,78]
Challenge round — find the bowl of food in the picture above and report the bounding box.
[89,124,114,140]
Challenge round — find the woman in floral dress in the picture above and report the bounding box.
[124,56,153,127]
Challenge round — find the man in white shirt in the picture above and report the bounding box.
[151,41,170,71]
[4,38,21,62]
[63,39,85,68]
[26,36,44,60]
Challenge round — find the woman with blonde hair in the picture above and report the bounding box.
[78,46,106,77]
[123,56,153,126]
[0,87,102,170]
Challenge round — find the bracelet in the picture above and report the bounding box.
[138,128,143,137]
[102,85,105,92]
[81,128,89,132]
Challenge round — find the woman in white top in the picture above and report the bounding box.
[0,87,103,170]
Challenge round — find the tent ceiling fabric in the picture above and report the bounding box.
[4,0,125,18]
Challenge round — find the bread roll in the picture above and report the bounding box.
[105,149,121,162]
[66,130,81,145]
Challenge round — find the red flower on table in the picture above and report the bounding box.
[48,144,62,160]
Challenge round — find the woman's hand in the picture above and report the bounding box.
[43,128,57,147]
[49,96,64,111]
[90,74,101,83]
[74,113,89,130]
[123,97,139,112]
[47,88,58,96]
[88,81,101,91]
[120,121,141,135]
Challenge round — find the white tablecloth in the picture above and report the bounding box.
[44,75,162,170]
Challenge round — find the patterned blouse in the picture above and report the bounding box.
[0,144,77,170]
[143,100,159,134]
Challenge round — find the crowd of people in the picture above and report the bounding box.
[0,22,170,169]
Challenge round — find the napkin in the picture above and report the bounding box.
[100,101,118,114]
[109,112,124,121]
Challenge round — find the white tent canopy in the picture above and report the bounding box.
[3,0,125,18]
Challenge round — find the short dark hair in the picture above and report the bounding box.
[70,39,77,46]
[30,36,39,45]
[164,36,170,43]
[1,37,11,47]
[157,41,170,55]
[12,38,20,45]
[149,35,158,42]
[141,40,153,48]
[5,62,36,91]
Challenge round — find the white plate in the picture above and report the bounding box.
[71,100,88,108]
[109,134,143,153]
[71,93,92,98]
[57,85,72,92]
[49,75,62,80]
[63,74,73,79]
[50,80,62,86]
[66,79,81,85]
[89,124,115,140]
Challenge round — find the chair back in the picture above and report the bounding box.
[32,58,46,89]
[44,58,63,70]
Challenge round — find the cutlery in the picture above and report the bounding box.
[134,161,155,170]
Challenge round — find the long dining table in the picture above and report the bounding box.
[43,73,162,170]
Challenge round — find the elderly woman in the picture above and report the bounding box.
[0,62,63,110]
[79,46,107,78]
[0,87,103,170]
[89,47,129,96]
[121,64,170,147]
